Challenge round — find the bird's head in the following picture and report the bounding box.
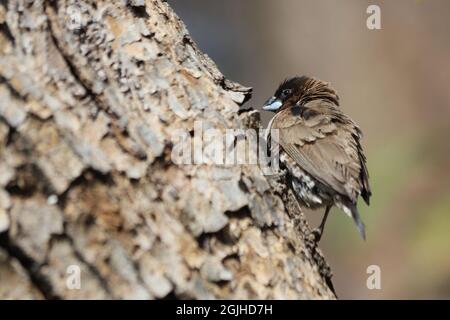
[262,76,340,113]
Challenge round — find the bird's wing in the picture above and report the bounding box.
[271,101,371,204]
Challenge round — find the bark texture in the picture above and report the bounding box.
[0,0,335,299]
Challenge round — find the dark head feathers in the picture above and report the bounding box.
[275,76,340,107]
[274,76,310,97]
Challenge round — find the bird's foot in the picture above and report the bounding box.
[265,169,288,194]
[264,168,287,178]
[310,228,323,243]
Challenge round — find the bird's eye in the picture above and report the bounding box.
[281,89,292,97]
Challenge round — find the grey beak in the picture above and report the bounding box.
[262,96,282,111]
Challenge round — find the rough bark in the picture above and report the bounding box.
[0,0,335,299]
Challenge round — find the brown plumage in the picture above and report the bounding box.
[263,76,371,240]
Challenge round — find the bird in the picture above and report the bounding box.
[263,76,371,241]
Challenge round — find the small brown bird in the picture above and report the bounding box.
[263,76,371,240]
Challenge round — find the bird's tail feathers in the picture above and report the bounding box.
[338,201,366,240]
[349,204,366,240]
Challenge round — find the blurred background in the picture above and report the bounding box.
[169,0,450,299]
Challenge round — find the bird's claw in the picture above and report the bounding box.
[311,228,323,243]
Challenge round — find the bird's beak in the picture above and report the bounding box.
[262,96,282,111]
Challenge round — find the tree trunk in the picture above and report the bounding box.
[0,0,335,299]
